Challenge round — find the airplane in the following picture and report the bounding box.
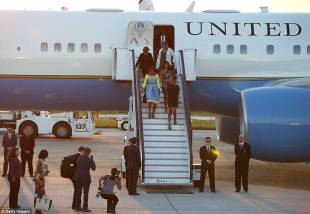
[0,0,309,163]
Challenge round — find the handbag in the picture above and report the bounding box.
[34,196,53,211]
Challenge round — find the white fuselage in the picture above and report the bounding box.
[0,10,309,79]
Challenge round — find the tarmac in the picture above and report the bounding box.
[0,129,310,213]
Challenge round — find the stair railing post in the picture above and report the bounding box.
[130,49,145,182]
[178,50,194,183]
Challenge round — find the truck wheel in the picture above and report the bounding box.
[54,123,71,139]
[121,121,129,131]
[20,122,38,137]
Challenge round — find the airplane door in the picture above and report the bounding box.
[153,25,175,64]
[127,21,154,60]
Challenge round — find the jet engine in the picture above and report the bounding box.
[240,86,310,162]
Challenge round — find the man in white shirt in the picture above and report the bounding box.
[156,42,175,71]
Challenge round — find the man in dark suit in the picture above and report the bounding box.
[20,131,35,177]
[199,136,217,192]
[234,134,251,193]
[2,128,17,177]
[74,147,96,212]
[123,137,141,195]
[70,146,84,210]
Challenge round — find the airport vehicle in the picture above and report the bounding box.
[0,111,95,138]
[0,0,309,184]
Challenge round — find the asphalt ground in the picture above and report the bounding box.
[0,129,309,213]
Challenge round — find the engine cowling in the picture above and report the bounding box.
[215,116,240,145]
[240,86,310,162]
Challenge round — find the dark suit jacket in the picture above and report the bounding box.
[20,135,35,155]
[2,133,17,152]
[123,144,141,170]
[74,155,96,183]
[234,143,251,164]
[200,145,217,165]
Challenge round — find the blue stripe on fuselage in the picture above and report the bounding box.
[0,78,269,115]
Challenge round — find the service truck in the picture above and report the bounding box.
[0,111,95,139]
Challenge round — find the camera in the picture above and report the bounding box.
[96,187,103,198]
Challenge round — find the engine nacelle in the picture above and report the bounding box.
[240,86,310,162]
[215,116,240,145]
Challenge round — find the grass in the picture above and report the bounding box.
[191,119,215,130]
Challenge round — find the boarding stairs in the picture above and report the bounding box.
[113,48,195,185]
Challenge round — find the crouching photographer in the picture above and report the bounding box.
[97,168,122,214]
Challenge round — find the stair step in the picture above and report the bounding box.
[141,103,182,108]
[142,119,184,125]
[143,124,185,130]
[141,97,182,103]
[143,178,190,184]
[142,108,183,114]
[144,130,186,136]
[144,147,188,153]
[144,165,189,173]
[144,153,188,159]
[145,159,189,165]
[144,135,187,142]
[144,172,189,178]
[145,165,189,172]
[143,141,187,147]
[142,114,184,119]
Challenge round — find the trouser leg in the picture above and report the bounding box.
[127,169,133,194]
[208,164,215,191]
[242,164,249,190]
[75,182,82,209]
[199,165,207,191]
[82,182,90,209]
[21,155,26,176]
[9,177,20,208]
[27,155,33,176]
[71,179,78,209]
[2,151,8,176]
[235,164,241,191]
[132,168,139,193]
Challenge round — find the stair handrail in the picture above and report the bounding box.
[177,50,193,182]
[130,49,145,182]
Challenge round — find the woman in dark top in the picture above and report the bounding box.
[20,131,35,177]
[167,76,180,130]
[135,46,154,77]
[7,147,22,209]
[98,168,122,214]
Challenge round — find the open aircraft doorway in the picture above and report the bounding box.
[153,25,175,64]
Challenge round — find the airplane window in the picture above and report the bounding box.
[54,43,61,53]
[266,45,274,55]
[227,45,234,54]
[213,44,221,54]
[67,43,75,53]
[81,43,88,53]
[240,45,247,54]
[94,43,101,53]
[41,42,48,52]
[293,45,301,55]
[307,46,310,55]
